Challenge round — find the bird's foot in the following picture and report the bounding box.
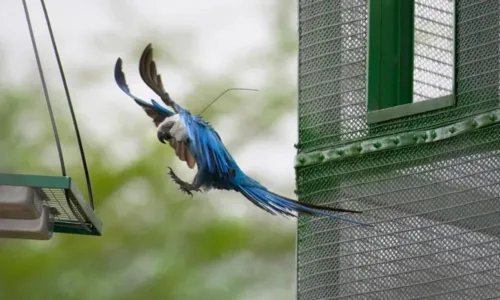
[167,167,201,197]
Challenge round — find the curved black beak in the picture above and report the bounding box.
[157,130,170,144]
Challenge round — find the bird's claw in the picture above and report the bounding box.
[178,183,202,197]
[181,185,202,196]
[167,167,200,197]
[180,186,194,196]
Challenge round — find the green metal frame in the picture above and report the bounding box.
[367,94,455,124]
[296,109,500,167]
[367,0,414,111]
[366,0,457,123]
[0,173,102,236]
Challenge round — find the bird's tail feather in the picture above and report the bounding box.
[237,185,372,227]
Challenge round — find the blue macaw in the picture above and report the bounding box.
[114,43,371,226]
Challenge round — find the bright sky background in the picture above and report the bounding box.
[0,0,298,220]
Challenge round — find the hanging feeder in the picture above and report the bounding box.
[0,0,103,240]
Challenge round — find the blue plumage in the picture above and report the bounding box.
[115,44,372,227]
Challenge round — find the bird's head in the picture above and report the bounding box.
[157,129,172,144]
[156,114,181,144]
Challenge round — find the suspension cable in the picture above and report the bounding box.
[22,0,66,177]
[39,0,95,209]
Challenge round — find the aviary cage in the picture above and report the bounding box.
[295,0,500,299]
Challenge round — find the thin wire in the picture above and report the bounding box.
[198,88,258,116]
[22,0,66,177]
[40,0,95,209]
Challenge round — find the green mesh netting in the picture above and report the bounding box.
[296,0,500,299]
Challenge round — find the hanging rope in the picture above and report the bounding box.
[22,0,66,177]
[22,0,95,211]
[39,0,95,210]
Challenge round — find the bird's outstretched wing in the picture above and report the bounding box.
[114,58,196,169]
[151,100,236,179]
[115,57,174,125]
[139,44,177,111]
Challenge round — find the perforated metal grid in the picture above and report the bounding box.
[39,186,98,235]
[296,0,500,299]
[42,188,86,224]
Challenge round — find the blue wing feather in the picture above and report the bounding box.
[180,109,235,177]
[114,58,174,120]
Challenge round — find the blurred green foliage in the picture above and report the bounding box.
[0,1,298,299]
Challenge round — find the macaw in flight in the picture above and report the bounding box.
[114,43,371,226]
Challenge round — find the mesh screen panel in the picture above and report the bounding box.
[296,0,500,299]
